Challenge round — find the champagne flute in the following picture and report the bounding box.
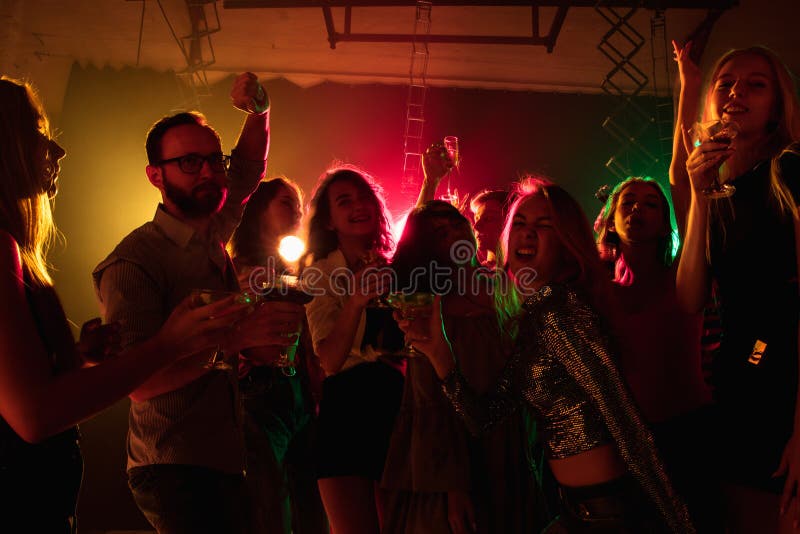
[443,136,460,168]
[192,289,255,370]
[385,292,435,357]
[441,136,461,205]
[691,118,740,199]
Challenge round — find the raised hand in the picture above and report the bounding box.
[422,141,455,186]
[672,40,702,90]
[230,72,269,115]
[673,40,703,154]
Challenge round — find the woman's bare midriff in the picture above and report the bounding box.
[549,443,628,487]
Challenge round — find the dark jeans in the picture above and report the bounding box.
[128,464,250,534]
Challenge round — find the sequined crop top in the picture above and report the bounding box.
[442,285,694,533]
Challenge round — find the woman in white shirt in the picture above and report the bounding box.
[303,165,404,534]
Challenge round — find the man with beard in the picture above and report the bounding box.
[92,73,305,533]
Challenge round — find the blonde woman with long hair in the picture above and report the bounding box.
[0,77,246,532]
[672,44,800,532]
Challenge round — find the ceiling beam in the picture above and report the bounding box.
[225,1,738,9]
[682,8,727,64]
[317,4,569,52]
[322,31,554,45]
[224,0,737,54]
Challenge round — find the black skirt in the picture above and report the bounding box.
[315,361,404,480]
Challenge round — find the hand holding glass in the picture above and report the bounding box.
[257,275,312,376]
[691,118,740,199]
[191,289,255,370]
[385,292,435,357]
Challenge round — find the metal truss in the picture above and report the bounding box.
[596,3,731,181]
[153,0,222,109]
[596,1,657,180]
[221,0,737,182]
[650,8,672,178]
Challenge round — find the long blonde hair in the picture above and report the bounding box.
[704,47,800,219]
[0,77,58,287]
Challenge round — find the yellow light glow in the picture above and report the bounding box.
[279,235,306,262]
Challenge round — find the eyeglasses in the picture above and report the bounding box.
[157,153,231,174]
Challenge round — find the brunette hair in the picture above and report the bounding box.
[304,165,394,264]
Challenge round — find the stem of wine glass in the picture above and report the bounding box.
[204,345,229,369]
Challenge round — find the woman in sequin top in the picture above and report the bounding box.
[404,177,694,532]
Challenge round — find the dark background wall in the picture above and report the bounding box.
[49,63,662,530]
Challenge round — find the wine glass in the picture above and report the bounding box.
[257,274,314,305]
[356,250,392,310]
[385,292,435,357]
[272,326,301,377]
[691,118,740,199]
[191,289,255,370]
[257,274,313,376]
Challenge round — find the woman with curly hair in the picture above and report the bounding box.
[303,166,403,533]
